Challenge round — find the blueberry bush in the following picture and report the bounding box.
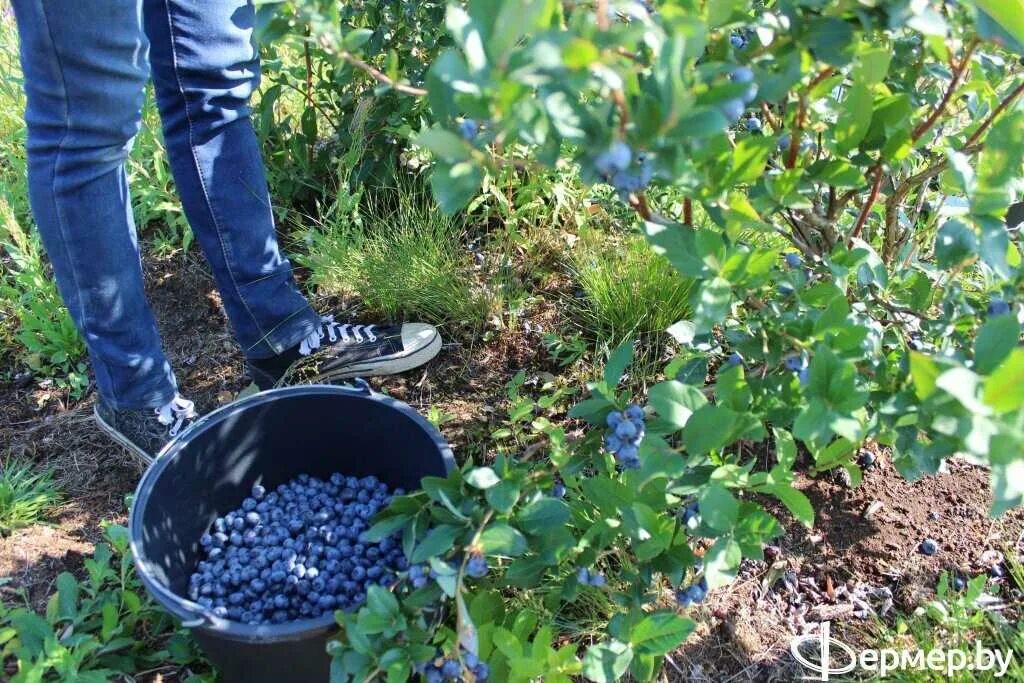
[246,0,1024,679]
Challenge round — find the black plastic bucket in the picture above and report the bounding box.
[129,383,454,683]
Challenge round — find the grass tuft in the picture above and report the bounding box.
[569,228,695,347]
[0,459,63,535]
[301,180,489,327]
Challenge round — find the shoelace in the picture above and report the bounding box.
[155,395,198,437]
[298,315,377,356]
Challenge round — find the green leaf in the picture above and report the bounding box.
[410,524,463,564]
[342,28,374,51]
[975,1,1024,54]
[807,17,856,66]
[446,4,488,73]
[974,315,1020,375]
[479,523,528,556]
[604,340,634,388]
[723,137,776,186]
[704,536,742,588]
[834,82,872,154]
[648,380,708,430]
[934,220,978,268]
[989,434,1024,515]
[773,428,797,470]
[984,348,1024,413]
[465,467,502,490]
[431,161,484,214]
[683,404,737,455]
[582,640,634,683]
[643,222,706,278]
[55,572,79,621]
[909,352,941,400]
[936,367,990,415]
[760,484,814,527]
[362,515,410,543]
[581,477,634,515]
[697,483,739,532]
[485,480,520,513]
[416,127,472,163]
[629,612,695,656]
[693,277,732,334]
[517,498,570,535]
[366,584,401,620]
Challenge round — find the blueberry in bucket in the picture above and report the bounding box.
[188,474,410,625]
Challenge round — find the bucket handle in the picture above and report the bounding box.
[347,377,373,395]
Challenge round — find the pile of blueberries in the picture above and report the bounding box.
[604,404,647,469]
[187,473,407,625]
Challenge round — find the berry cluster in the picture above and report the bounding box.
[419,651,490,682]
[576,566,607,587]
[593,142,655,201]
[719,65,759,122]
[777,134,815,154]
[604,404,646,469]
[675,577,708,607]
[187,474,407,625]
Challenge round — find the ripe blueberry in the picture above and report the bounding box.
[987,299,1011,316]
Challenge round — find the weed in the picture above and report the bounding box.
[0,197,88,397]
[0,459,62,535]
[0,524,208,681]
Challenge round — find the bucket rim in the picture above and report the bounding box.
[128,382,455,641]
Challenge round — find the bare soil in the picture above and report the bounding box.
[2,246,1021,681]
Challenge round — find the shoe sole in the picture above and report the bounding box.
[93,406,154,468]
[313,330,443,384]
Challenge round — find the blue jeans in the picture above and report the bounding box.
[12,0,320,410]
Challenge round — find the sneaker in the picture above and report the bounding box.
[94,394,199,466]
[247,315,442,391]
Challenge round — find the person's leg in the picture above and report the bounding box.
[11,0,177,410]
[141,0,320,360]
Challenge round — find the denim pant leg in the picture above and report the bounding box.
[142,0,320,359]
[11,0,178,410]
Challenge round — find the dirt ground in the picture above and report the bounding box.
[2,249,1022,681]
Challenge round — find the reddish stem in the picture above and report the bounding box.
[912,39,977,142]
[850,166,883,242]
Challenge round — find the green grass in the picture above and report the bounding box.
[301,179,489,327]
[568,228,695,347]
[0,459,62,535]
[853,573,1024,682]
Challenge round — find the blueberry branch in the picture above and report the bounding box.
[911,38,977,143]
[315,33,428,97]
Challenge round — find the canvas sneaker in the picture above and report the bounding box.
[247,315,442,391]
[94,394,199,466]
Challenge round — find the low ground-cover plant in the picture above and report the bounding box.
[0,458,61,536]
[0,197,88,399]
[0,524,207,682]
[258,0,1024,679]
